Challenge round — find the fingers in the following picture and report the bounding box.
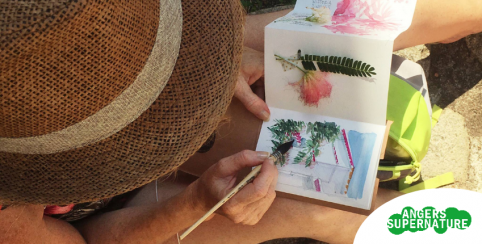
[244,190,276,225]
[239,182,277,225]
[235,46,270,121]
[214,150,270,177]
[234,79,271,122]
[222,158,278,225]
[230,158,276,205]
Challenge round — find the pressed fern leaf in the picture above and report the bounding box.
[298,52,377,77]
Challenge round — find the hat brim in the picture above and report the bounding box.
[0,0,245,205]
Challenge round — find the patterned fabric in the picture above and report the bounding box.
[45,198,114,222]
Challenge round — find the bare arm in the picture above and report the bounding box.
[244,0,482,52]
[75,184,206,244]
[0,205,86,244]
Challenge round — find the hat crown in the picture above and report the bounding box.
[1,0,85,39]
[1,0,160,139]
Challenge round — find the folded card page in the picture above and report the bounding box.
[258,0,417,210]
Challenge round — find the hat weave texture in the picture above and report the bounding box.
[0,0,245,205]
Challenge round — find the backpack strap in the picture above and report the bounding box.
[431,104,443,128]
[399,172,454,194]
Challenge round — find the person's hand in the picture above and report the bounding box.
[235,47,271,122]
[190,150,278,225]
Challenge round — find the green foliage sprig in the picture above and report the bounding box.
[276,50,377,77]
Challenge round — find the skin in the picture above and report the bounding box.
[235,47,270,122]
[2,1,482,243]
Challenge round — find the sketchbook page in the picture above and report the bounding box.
[265,31,392,125]
[256,107,386,209]
[275,0,417,40]
[264,0,417,125]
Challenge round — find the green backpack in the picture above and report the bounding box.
[377,55,452,192]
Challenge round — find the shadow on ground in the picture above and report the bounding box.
[426,40,482,108]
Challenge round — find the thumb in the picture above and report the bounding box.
[234,79,270,122]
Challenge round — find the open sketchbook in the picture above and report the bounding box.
[256,0,417,210]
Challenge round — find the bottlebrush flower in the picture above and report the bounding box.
[275,54,333,107]
[306,7,332,25]
[291,70,332,107]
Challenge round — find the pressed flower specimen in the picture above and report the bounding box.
[292,70,332,107]
[275,54,332,107]
[275,50,376,107]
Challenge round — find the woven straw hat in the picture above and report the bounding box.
[0,0,244,205]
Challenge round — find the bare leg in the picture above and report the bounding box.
[126,174,402,244]
[244,0,482,52]
[394,0,482,50]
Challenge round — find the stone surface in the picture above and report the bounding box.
[393,44,430,63]
[415,36,482,193]
[466,33,482,64]
[420,109,471,189]
[449,81,482,137]
[425,40,482,108]
[397,36,482,194]
[447,80,482,192]
[468,137,482,192]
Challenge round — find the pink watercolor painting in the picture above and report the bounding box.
[274,0,415,36]
[325,0,401,35]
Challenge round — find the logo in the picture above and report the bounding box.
[355,189,482,243]
[387,206,471,235]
